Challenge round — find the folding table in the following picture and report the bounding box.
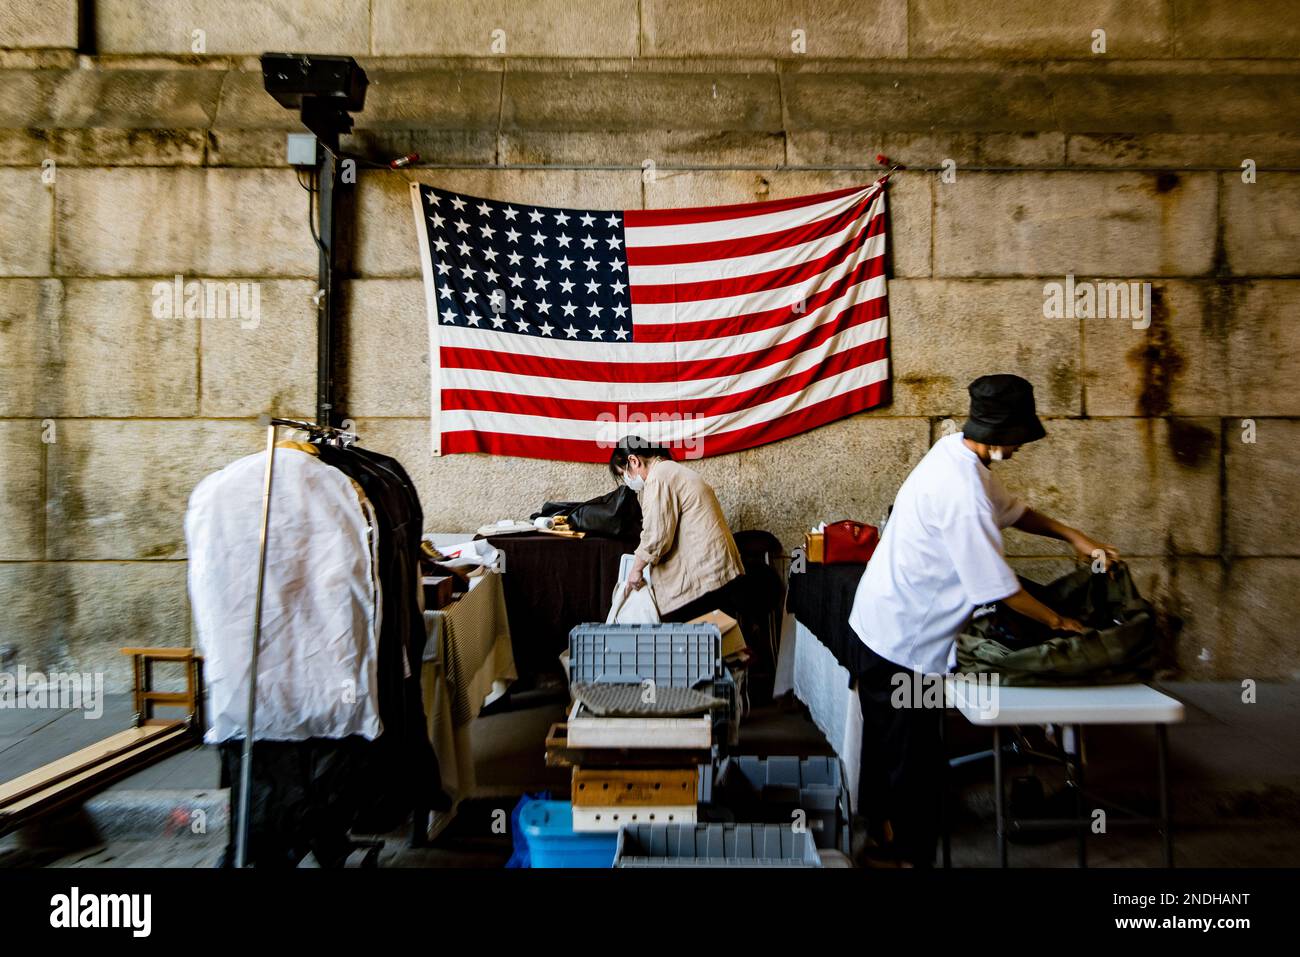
[942,680,1185,867]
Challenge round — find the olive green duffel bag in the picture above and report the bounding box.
[956,563,1160,686]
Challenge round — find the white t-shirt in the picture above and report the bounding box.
[848,432,1026,675]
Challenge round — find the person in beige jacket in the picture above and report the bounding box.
[609,436,745,622]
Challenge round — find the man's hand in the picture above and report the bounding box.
[1051,614,1088,634]
[1069,532,1120,570]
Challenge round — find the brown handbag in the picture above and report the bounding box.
[823,520,880,564]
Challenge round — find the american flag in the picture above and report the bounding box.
[410,181,891,462]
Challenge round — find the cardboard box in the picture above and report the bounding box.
[803,532,824,563]
[572,767,698,807]
[689,609,746,659]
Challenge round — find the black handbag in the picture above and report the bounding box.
[532,486,642,539]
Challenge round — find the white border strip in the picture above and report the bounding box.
[410,182,442,455]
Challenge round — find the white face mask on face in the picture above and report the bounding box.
[622,469,645,491]
[988,447,1005,462]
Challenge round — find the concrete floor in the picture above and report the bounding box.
[3,682,1299,867]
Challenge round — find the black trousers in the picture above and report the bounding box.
[660,575,746,625]
[856,645,945,867]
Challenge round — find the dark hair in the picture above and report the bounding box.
[608,435,674,481]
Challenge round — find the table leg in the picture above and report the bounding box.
[1157,723,1173,868]
[1074,724,1087,868]
[993,725,1007,868]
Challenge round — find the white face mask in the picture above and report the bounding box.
[989,447,1005,462]
[622,470,645,491]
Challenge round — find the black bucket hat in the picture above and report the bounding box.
[962,374,1047,446]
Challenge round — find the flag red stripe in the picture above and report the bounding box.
[625,193,875,268]
[442,295,889,384]
[440,379,890,462]
[442,338,888,420]
[622,184,867,228]
[634,253,885,343]
[629,210,884,305]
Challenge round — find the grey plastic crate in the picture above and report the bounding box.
[568,623,722,688]
[615,822,822,868]
[712,755,851,853]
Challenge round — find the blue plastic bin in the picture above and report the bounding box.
[519,800,618,868]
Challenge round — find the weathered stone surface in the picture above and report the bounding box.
[198,279,316,417]
[934,172,1218,277]
[45,420,264,561]
[342,279,428,418]
[1224,282,1300,417]
[909,0,1169,58]
[1067,133,1300,170]
[1083,280,1227,417]
[1227,418,1300,558]
[51,280,200,418]
[783,70,1057,133]
[735,417,930,548]
[0,420,44,560]
[352,416,624,534]
[353,168,641,278]
[641,0,907,58]
[95,0,370,55]
[995,417,1221,557]
[0,127,208,167]
[642,169,930,278]
[1222,173,1300,277]
[503,70,783,133]
[0,167,53,276]
[1222,559,1300,680]
[888,279,1081,416]
[787,131,1066,169]
[54,169,317,277]
[0,561,191,692]
[373,0,639,57]
[1172,0,1300,58]
[501,130,786,168]
[0,279,62,416]
[45,69,224,130]
[0,0,78,49]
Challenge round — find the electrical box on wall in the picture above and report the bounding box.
[286,132,316,167]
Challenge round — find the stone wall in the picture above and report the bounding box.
[1,1,1297,688]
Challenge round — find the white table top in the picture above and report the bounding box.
[944,678,1186,726]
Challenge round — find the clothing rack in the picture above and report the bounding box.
[233,415,361,868]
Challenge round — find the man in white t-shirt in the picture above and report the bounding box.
[849,374,1118,866]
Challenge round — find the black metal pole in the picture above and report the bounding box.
[316,142,337,428]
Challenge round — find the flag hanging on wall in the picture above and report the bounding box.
[409,180,891,462]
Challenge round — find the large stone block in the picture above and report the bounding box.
[198,279,317,418]
[0,0,78,49]
[353,168,642,278]
[642,169,931,278]
[1227,418,1300,558]
[0,127,209,167]
[372,0,639,57]
[501,129,786,168]
[640,0,907,58]
[993,417,1221,557]
[1222,559,1300,680]
[1067,133,1300,170]
[934,172,1218,277]
[54,168,317,277]
[1224,281,1300,417]
[909,0,1169,58]
[0,561,191,692]
[0,167,53,276]
[95,0,370,55]
[1172,0,1300,58]
[782,69,1057,133]
[342,279,429,418]
[888,279,1081,416]
[44,69,224,130]
[45,420,264,561]
[0,420,44,560]
[502,70,782,134]
[1222,173,1300,277]
[734,416,930,549]
[45,279,201,418]
[788,130,1066,169]
[0,278,62,416]
[1083,280,1227,417]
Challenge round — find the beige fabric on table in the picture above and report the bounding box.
[633,458,744,614]
[420,569,516,798]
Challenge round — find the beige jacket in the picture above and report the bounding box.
[633,459,743,614]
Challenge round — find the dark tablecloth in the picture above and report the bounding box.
[483,532,632,680]
[786,561,871,679]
